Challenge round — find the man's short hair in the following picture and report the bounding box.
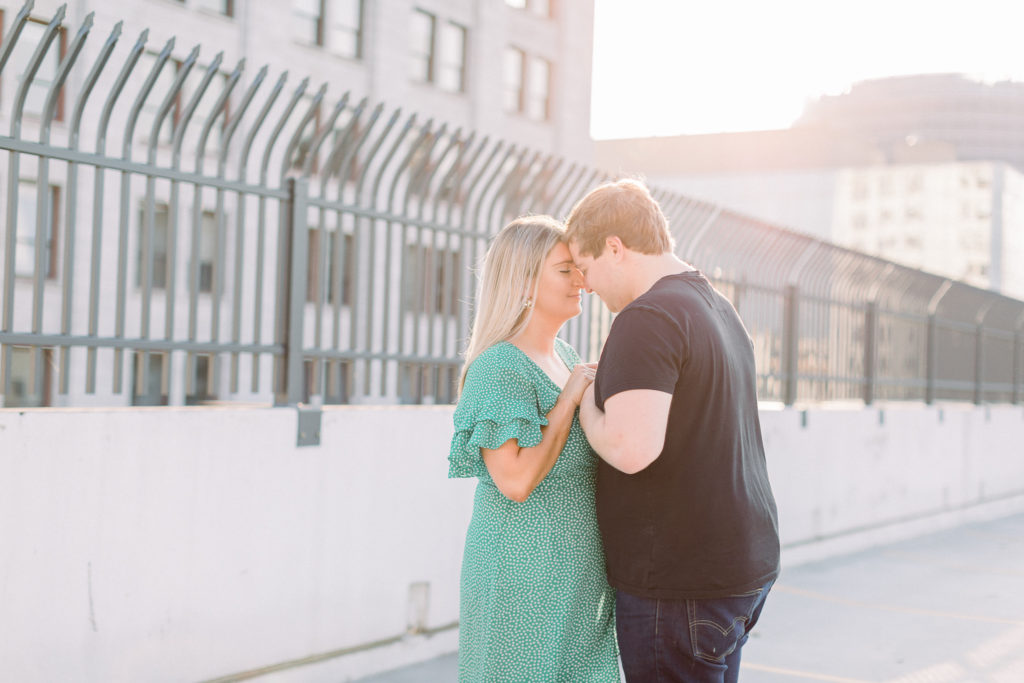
[565,178,675,257]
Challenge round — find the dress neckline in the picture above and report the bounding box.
[499,340,573,391]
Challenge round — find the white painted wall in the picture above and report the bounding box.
[1,402,1023,682]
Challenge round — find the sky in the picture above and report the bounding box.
[590,0,1024,139]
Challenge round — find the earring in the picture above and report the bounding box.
[522,299,533,309]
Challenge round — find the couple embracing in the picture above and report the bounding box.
[449,180,780,683]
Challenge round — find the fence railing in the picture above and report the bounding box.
[1,1,1023,412]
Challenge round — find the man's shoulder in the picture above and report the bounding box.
[614,292,685,332]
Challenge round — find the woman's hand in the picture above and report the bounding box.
[483,363,597,503]
[561,362,598,406]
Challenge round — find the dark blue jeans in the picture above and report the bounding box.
[615,580,774,683]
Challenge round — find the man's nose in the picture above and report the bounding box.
[573,271,589,291]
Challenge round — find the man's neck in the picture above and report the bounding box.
[629,252,694,300]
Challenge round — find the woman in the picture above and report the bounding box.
[449,216,620,682]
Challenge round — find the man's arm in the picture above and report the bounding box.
[579,383,672,474]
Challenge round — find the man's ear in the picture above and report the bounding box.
[606,235,625,259]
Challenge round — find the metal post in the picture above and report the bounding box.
[925,314,937,405]
[864,301,877,406]
[1012,330,1021,405]
[733,276,746,316]
[974,323,985,405]
[783,284,799,406]
[274,177,309,406]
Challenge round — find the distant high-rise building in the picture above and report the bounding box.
[596,74,1024,300]
[796,74,1024,173]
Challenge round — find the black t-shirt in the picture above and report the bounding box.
[594,271,780,599]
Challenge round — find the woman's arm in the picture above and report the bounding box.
[481,364,594,503]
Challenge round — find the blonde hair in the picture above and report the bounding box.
[459,215,565,392]
[564,178,674,257]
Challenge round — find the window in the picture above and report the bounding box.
[438,22,467,93]
[195,0,234,16]
[131,352,168,406]
[3,347,53,407]
[505,49,552,121]
[409,9,436,84]
[185,355,215,404]
[136,204,216,293]
[294,0,325,45]
[410,10,468,93]
[328,0,364,59]
[404,243,462,315]
[303,356,351,404]
[504,0,553,18]
[307,229,354,305]
[503,47,525,113]
[8,17,67,120]
[197,211,217,294]
[293,0,364,58]
[526,56,551,121]
[136,203,170,289]
[15,181,60,280]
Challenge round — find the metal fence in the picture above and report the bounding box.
[1,1,1022,412]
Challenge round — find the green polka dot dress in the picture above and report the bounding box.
[449,339,620,682]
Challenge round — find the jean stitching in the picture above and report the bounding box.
[691,616,747,637]
[654,598,662,682]
[687,599,699,660]
[689,588,765,663]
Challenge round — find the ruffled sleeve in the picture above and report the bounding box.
[448,347,547,480]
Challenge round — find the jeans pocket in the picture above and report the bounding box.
[686,588,765,663]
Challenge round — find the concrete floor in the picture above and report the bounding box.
[356,513,1024,682]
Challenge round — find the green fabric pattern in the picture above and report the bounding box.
[449,339,621,682]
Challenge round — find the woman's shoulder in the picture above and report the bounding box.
[472,341,520,367]
[465,342,530,383]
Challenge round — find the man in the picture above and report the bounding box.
[565,179,780,682]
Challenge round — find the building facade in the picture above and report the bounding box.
[0,0,596,408]
[832,161,1024,297]
[2,0,595,162]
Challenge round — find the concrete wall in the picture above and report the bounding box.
[1,402,1023,681]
